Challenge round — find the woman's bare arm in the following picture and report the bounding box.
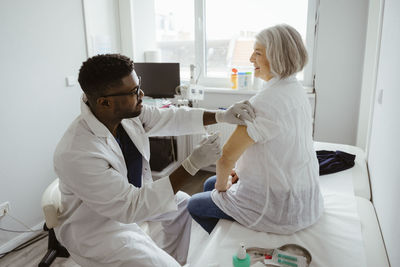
[215,125,255,191]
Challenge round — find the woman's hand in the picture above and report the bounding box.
[230,170,239,184]
[226,170,239,190]
[226,176,233,190]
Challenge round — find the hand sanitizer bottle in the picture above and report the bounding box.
[231,68,238,89]
[232,243,251,267]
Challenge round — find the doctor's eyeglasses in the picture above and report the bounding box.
[101,76,142,98]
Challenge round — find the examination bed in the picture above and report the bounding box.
[40,141,389,266]
[186,141,389,267]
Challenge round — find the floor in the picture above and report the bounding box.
[0,170,214,267]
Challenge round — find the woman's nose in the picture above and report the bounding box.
[249,53,255,63]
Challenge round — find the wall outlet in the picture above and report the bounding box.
[0,202,10,217]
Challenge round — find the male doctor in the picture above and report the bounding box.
[53,54,255,267]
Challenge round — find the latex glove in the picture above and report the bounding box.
[182,132,221,175]
[215,100,256,125]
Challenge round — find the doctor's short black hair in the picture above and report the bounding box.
[78,54,134,96]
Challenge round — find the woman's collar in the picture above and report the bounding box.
[262,74,297,89]
[262,76,279,89]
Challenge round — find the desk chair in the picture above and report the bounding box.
[38,178,70,267]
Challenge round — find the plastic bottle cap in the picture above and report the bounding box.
[233,243,250,267]
[232,68,238,73]
[237,243,247,259]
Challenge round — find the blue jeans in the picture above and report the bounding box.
[187,176,234,234]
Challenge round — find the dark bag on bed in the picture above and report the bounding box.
[317,150,356,175]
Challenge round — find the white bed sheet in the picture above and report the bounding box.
[187,193,366,267]
[314,141,371,200]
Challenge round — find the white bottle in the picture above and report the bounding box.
[238,72,253,90]
[237,243,247,259]
[237,72,247,90]
[244,72,253,90]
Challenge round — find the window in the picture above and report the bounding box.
[154,0,195,80]
[134,0,315,88]
[205,0,309,81]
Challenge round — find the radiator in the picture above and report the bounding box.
[190,123,236,150]
[188,123,236,171]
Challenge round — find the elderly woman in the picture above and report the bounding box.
[188,24,324,234]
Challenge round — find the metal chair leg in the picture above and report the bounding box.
[38,224,70,267]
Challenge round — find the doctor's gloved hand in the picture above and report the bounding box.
[215,100,256,125]
[181,132,221,176]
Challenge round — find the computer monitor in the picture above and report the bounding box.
[134,62,180,98]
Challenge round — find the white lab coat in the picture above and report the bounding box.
[54,95,206,267]
[211,76,324,234]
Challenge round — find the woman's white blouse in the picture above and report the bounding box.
[211,76,324,234]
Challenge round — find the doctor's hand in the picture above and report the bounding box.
[215,100,256,125]
[181,132,222,176]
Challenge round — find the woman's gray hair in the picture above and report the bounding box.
[255,24,308,79]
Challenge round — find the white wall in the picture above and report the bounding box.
[356,0,384,151]
[0,0,86,253]
[313,0,368,145]
[367,0,400,265]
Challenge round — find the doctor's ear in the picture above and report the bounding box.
[97,97,111,108]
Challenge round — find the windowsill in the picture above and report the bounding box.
[204,87,259,95]
[203,86,314,94]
